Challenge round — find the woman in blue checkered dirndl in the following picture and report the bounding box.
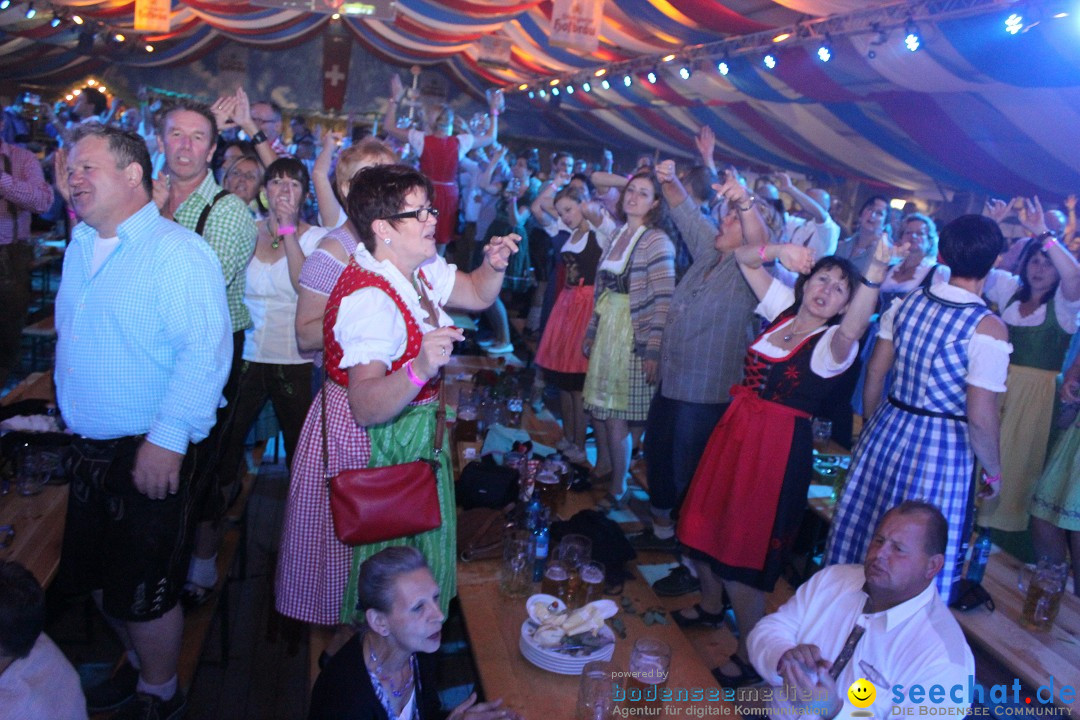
[825,215,1012,604]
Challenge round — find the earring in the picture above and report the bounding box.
[383,237,392,245]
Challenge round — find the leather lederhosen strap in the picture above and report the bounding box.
[195,189,231,237]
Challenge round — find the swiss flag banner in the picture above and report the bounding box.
[322,29,351,112]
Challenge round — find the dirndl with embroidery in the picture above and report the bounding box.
[825,287,991,603]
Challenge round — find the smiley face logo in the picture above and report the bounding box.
[848,678,876,708]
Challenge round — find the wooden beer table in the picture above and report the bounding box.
[1,370,68,588]
[951,550,1080,716]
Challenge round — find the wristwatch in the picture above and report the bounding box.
[250,129,268,145]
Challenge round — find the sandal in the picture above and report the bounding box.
[672,603,728,629]
[713,653,762,689]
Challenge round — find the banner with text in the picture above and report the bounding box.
[550,0,604,54]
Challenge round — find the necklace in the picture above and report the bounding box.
[781,317,819,343]
[367,637,414,699]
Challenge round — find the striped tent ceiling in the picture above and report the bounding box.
[2,0,1079,197]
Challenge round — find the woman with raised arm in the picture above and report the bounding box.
[675,196,894,688]
[382,74,498,253]
[977,197,1080,535]
[582,171,675,508]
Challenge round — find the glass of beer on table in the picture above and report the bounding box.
[578,561,605,606]
[577,660,618,720]
[541,560,572,604]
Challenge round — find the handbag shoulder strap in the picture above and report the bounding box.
[320,369,446,483]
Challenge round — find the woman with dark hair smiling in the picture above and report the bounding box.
[675,211,894,688]
[827,215,1012,605]
[276,164,518,633]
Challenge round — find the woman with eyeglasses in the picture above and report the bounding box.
[276,165,518,638]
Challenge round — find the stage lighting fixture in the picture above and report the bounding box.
[678,66,691,80]
[904,20,920,51]
[622,74,631,86]
[717,60,730,76]
[582,82,591,92]
[517,83,528,91]
[50,12,61,27]
[114,32,125,42]
[551,87,560,96]
[646,71,657,84]
[601,79,610,90]
[72,14,83,23]
[772,32,791,43]
[0,0,11,11]
[566,84,573,94]
[25,4,36,19]
[145,44,154,52]
[1005,13,1023,34]
[528,91,535,99]
[817,34,832,62]
[594,68,606,77]
[538,89,546,98]
[661,54,676,62]
[763,54,776,69]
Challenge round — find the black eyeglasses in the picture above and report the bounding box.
[385,206,439,222]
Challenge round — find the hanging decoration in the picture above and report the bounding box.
[321,22,351,111]
[549,0,604,54]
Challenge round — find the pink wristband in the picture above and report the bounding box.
[404,360,426,388]
[758,245,768,263]
[277,225,297,236]
[982,471,1001,487]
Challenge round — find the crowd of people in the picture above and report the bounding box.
[1,74,1079,720]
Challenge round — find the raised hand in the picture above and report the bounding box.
[778,244,815,275]
[53,148,71,205]
[210,95,238,131]
[1019,196,1049,235]
[233,87,254,133]
[1066,194,1077,212]
[983,198,1009,223]
[775,172,796,192]
[655,159,676,184]
[695,125,716,164]
[390,73,404,101]
[872,231,904,266]
[484,234,521,272]
[414,325,466,380]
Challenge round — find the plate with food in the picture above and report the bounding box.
[519,595,617,674]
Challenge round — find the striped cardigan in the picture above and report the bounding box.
[585,225,676,362]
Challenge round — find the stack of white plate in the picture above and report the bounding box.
[518,620,616,675]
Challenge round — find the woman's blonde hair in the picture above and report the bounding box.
[335,138,399,201]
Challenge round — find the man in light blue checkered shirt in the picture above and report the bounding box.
[54,123,230,719]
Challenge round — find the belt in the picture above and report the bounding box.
[887,396,967,422]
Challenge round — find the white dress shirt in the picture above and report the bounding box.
[748,564,974,720]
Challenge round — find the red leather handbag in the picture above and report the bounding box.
[320,378,444,546]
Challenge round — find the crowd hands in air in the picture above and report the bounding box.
[5,74,1080,720]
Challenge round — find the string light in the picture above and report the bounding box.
[817,35,832,62]
[551,87,559,96]
[717,59,730,76]
[517,83,528,91]
[565,84,574,94]
[772,32,791,42]
[50,12,61,27]
[678,66,691,80]
[600,79,610,90]
[622,74,632,87]
[25,4,36,19]
[661,54,676,62]
[903,19,920,51]
[581,82,591,93]
[763,54,776,69]
[646,70,657,84]
[114,32,125,42]
[145,44,154,52]
[71,14,82,23]
[0,1,11,11]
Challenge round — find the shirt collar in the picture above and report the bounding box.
[186,171,222,207]
[860,571,938,632]
[73,201,160,247]
[929,281,986,306]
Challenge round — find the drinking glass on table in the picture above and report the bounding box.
[1019,557,1069,631]
[628,638,670,701]
[577,660,618,720]
[16,445,48,497]
[556,534,592,568]
[541,559,572,604]
[578,561,605,606]
[500,528,535,597]
[811,417,832,452]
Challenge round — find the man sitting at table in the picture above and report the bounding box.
[54,123,231,719]
[0,560,86,719]
[747,501,974,719]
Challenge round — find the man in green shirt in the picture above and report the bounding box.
[155,99,256,608]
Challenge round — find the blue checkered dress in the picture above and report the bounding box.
[825,287,992,601]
